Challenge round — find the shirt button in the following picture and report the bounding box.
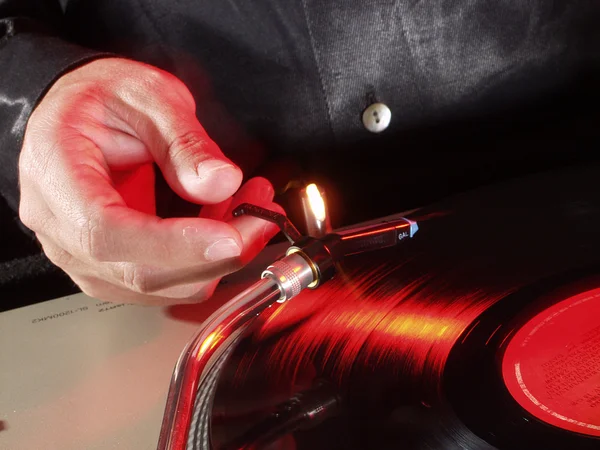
[362,103,391,133]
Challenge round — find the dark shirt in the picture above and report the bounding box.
[2,0,600,223]
[1,1,600,305]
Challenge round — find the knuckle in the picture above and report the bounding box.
[72,274,115,302]
[177,84,196,110]
[18,203,35,230]
[44,246,74,269]
[169,131,209,162]
[18,156,37,184]
[19,202,51,233]
[142,66,190,99]
[120,264,150,294]
[168,78,195,109]
[19,136,51,182]
[143,66,173,90]
[76,279,103,300]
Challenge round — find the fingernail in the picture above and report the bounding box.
[204,238,242,261]
[197,159,238,179]
[259,184,274,203]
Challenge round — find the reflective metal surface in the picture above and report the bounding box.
[158,207,420,450]
[157,253,318,450]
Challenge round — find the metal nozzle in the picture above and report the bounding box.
[158,203,420,450]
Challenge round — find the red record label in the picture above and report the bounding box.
[502,287,600,436]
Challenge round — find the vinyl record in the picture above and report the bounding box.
[205,164,600,449]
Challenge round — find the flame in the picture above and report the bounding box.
[306,183,326,222]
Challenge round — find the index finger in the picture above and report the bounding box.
[45,138,243,267]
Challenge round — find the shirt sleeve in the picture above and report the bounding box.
[0,0,113,212]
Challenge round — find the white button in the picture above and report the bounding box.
[362,102,391,133]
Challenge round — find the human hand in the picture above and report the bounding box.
[18,58,281,305]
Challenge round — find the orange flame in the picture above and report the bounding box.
[306,183,326,222]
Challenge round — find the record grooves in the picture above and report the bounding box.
[201,165,600,450]
[445,267,600,450]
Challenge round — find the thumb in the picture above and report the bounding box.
[121,71,243,204]
[157,128,243,205]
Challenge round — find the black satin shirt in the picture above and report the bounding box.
[1,0,600,227]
